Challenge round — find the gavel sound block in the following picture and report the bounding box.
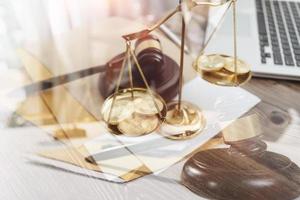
[181,115,300,200]
[98,35,180,102]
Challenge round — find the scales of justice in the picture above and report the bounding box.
[101,0,251,139]
[98,0,300,199]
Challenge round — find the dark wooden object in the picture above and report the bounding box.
[181,137,300,200]
[98,50,179,102]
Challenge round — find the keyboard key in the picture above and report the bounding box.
[293,44,300,51]
[283,50,292,56]
[264,53,271,58]
[295,54,300,61]
[274,54,283,65]
[294,49,300,55]
[284,56,295,66]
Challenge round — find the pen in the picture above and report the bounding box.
[18,65,107,95]
[11,50,125,96]
[85,137,179,164]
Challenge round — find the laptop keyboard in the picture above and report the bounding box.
[256,0,300,67]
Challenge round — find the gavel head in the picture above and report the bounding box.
[134,34,164,79]
[98,34,180,102]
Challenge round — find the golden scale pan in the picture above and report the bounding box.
[101,41,167,137]
[101,0,251,139]
[194,54,252,86]
[193,0,252,86]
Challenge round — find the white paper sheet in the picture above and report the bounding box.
[76,77,260,182]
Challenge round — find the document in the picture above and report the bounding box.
[34,77,260,182]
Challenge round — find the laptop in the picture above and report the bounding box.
[205,0,300,81]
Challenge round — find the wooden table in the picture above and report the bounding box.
[243,78,300,143]
[1,78,299,200]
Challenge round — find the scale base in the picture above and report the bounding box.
[181,140,300,200]
[160,101,205,140]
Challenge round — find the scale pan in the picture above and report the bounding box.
[193,54,252,86]
[101,88,167,137]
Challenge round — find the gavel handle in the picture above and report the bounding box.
[12,53,126,96]
[16,64,107,95]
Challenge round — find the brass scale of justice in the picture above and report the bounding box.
[101,0,252,140]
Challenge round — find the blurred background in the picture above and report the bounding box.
[0,0,208,69]
[0,0,209,128]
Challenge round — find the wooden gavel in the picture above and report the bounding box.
[98,34,180,102]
